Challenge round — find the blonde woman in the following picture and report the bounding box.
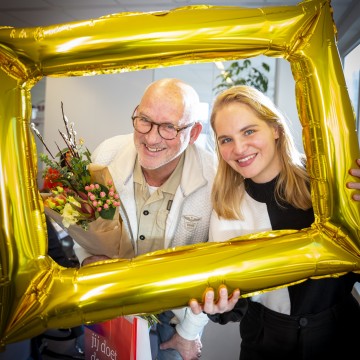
[191,86,360,360]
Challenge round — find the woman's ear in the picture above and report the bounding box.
[273,124,280,140]
[189,122,203,144]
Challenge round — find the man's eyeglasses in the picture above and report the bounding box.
[131,106,194,140]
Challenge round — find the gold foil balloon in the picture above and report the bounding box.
[0,0,359,348]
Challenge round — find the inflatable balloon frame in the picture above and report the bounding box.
[0,0,359,348]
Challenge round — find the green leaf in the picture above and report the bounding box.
[55,148,70,158]
[213,60,271,94]
[99,207,116,220]
[98,183,109,194]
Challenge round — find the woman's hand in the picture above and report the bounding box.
[347,159,360,201]
[189,285,240,315]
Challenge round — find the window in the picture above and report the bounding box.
[344,43,360,145]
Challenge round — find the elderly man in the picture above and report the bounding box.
[74,78,215,360]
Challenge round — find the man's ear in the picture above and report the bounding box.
[189,122,203,144]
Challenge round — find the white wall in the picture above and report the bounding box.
[43,70,154,156]
[275,60,303,153]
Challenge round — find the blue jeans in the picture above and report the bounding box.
[154,311,183,360]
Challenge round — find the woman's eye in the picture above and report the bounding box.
[244,129,255,136]
[219,137,231,145]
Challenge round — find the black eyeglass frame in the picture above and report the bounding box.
[131,106,195,140]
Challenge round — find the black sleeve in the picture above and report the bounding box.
[207,298,248,325]
[46,216,75,268]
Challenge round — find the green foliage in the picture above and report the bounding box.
[213,59,270,94]
[40,145,92,193]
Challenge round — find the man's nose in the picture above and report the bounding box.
[146,123,162,141]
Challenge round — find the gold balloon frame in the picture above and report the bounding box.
[0,0,359,347]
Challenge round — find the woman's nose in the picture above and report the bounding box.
[233,139,247,154]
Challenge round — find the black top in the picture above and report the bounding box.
[210,177,360,323]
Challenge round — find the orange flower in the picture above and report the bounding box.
[42,168,62,190]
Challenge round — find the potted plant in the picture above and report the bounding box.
[213,59,270,94]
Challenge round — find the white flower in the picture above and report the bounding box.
[62,203,81,228]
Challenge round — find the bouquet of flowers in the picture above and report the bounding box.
[32,102,120,231]
[31,103,135,260]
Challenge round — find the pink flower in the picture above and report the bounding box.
[95,184,100,189]
[92,200,98,207]
[100,191,106,198]
[97,207,102,212]
[103,204,109,209]
[109,191,114,197]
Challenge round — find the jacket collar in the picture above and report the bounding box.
[180,144,208,196]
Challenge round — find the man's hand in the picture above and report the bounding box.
[190,286,240,315]
[81,255,110,266]
[160,332,202,360]
[347,159,360,201]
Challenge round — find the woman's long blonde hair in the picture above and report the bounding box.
[210,85,312,220]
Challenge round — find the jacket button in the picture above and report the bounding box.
[139,235,145,240]
[299,317,308,327]
[143,210,149,215]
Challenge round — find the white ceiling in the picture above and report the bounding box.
[0,0,359,56]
